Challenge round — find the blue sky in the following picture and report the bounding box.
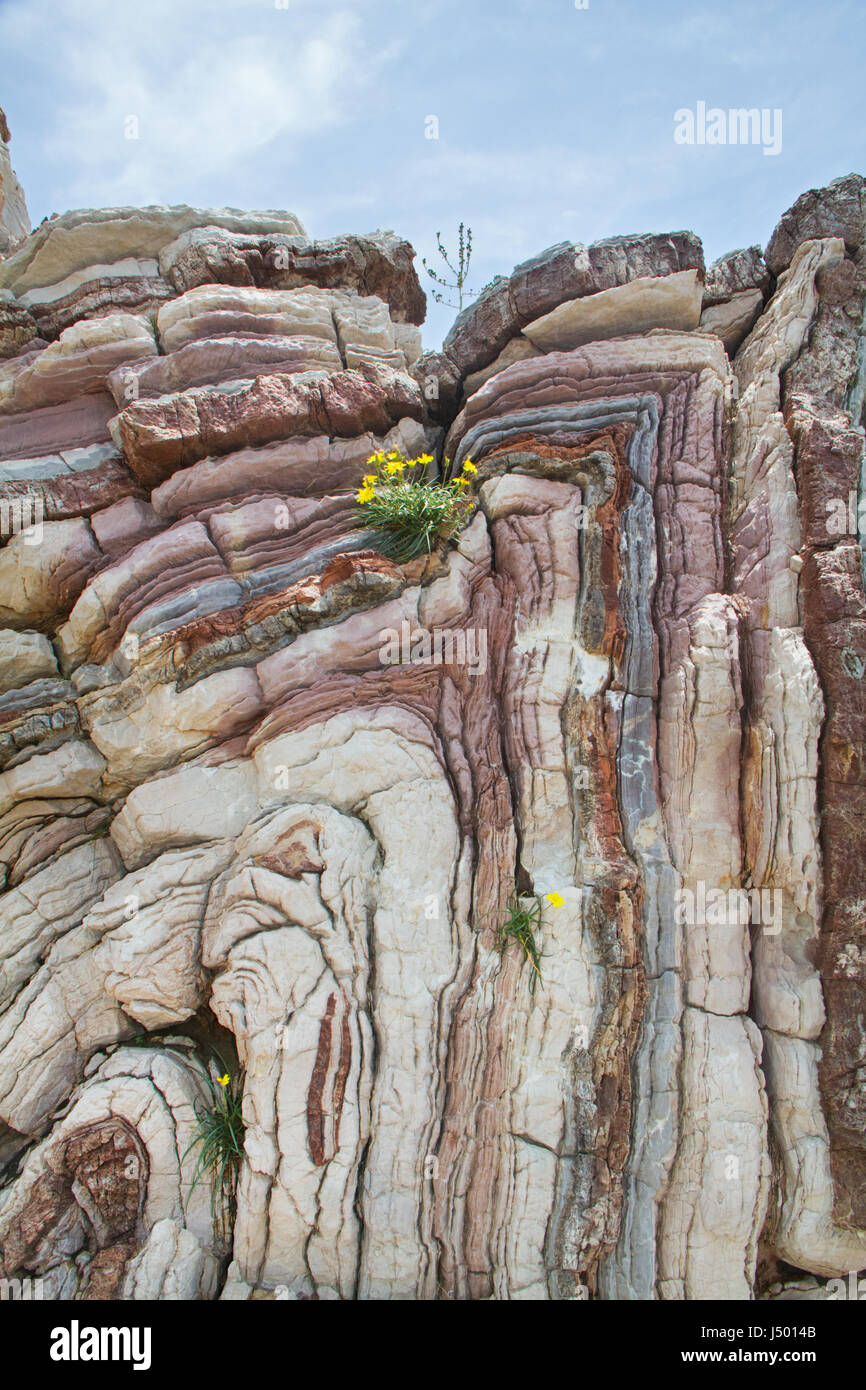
[1,0,864,347]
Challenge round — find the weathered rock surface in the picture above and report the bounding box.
[765,173,866,274]
[0,313,156,415]
[443,230,704,376]
[159,227,426,324]
[0,171,864,1304]
[703,245,771,304]
[0,205,307,297]
[115,362,425,487]
[0,110,29,257]
[521,268,704,351]
[700,288,764,354]
[0,290,39,360]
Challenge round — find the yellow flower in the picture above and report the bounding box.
[362,474,377,488]
[385,460,404,475]
[367,451,385,465]
[544,892,565,909]
[416,453,433,465]
[455,476,470,488]
[217,1074,230,1087]
[461,460,477,475]
[357,486,376,503]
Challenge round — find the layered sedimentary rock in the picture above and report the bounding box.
[0,166,864,1302]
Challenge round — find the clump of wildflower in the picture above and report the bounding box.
[184,1061,245,1222]
[353,451,478,563]
[495,888,563,991]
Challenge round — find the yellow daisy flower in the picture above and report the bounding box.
[544,892,565,909]
[385,460,404,475]
[462,460,477,474]
[357,486,376,503]
[217,1074,230,1087]
[362,474,377,488]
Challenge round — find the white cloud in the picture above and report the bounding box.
[0,0,397,207]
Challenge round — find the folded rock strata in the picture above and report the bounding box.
[0,165,864,1302]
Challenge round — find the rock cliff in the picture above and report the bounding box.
[0,120,864,1300]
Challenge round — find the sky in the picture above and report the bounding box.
[0,0,864,348]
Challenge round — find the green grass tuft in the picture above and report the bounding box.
[183,1066,245,1218]
[496,890,545,991]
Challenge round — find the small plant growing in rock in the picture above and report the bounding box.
[184,1066,245,1219]
[422,223,478,310]
[496,890,563,991]
[355,449,476,563]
